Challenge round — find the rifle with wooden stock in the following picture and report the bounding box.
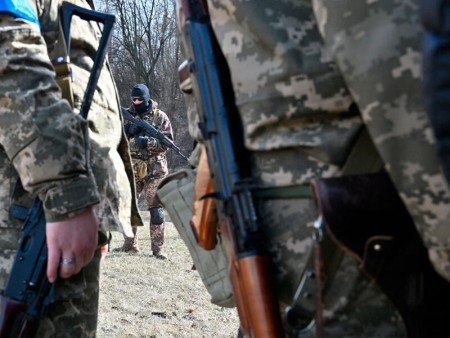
[0,3,115,336]
[177,1,284,337]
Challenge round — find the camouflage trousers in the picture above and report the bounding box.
[255,195,406,337]
[123,176,165,254]
[36,249,102,338]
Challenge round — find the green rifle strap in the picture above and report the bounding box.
[253,185,312,199]
[52,1,74,108]
[284,127,384,334]
[24,0,74,108]
[253,129,384,201]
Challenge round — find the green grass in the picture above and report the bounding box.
[97,210,240,338]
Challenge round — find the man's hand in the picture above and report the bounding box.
[46,207,99,283]
[125,123,142,136]
[136,136,149,149]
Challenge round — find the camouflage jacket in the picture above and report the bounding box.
[0,0,141,238]
[125,100,173,180]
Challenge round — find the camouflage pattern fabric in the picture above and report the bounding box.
[123,176,166,254]
[150,220,165,256]
[206,0,361,188]
[312,0,450,282]
[125,101,173,181]
[135,176,165,210]
[36,249,102,338]
[0,0,141,336]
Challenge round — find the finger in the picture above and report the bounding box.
[47,245,61,283]
[59,255,76,279]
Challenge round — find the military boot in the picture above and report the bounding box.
[122,226,139,252]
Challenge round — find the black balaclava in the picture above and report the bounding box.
[131,84,151,113]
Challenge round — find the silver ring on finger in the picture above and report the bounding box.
[62,258,76,265]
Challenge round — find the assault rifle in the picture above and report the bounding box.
[0,3,115,336]
[0,199,54,337]
[177,1,284,337]
[121,107,189,162]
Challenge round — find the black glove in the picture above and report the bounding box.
[125,123,142,136]
[136,136,149,149]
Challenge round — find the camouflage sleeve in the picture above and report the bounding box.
[147,110,173,153]
[0,15,100,222]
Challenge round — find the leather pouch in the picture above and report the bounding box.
[311,172,450,337]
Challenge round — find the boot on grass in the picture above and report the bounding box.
[122,226,139,252]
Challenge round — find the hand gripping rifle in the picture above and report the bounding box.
[177,1,284,337]
[121,107,189,162]
[0,3,115,337]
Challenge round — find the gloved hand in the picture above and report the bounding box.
[124,123,142,136]
[136,136,149,149]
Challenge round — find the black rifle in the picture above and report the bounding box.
[121,107,189,162]
[0,199,54,337]
[177,1,284,337]
[61,2,116,119]
[0,3,115,337]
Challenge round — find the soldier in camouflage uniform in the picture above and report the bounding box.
[122,84,173,258]
[0,0,142,337]
[174,0,450,336]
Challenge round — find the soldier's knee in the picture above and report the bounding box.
[150,207,165,225]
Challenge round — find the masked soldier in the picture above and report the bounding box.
[0,0,142,336]
[122,84,173,259]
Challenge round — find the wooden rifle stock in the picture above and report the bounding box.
[191,148,218,250]
[220,219,284,337]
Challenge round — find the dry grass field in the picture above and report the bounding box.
[97,209,240,338]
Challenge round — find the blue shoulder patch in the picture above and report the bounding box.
[0,0,40,28]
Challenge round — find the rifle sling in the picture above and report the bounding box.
[253,128,384,200]
[253,185,312,199]
[52,1,75,108]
